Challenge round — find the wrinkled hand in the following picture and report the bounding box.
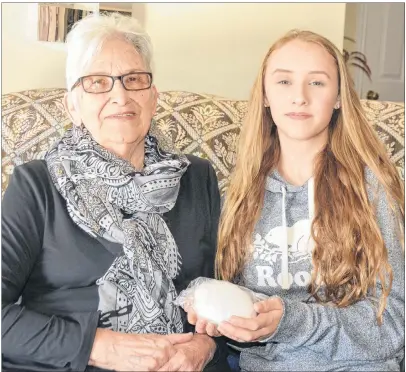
[89,328,194,371]
[158,333,216,371]
[217,297,284,342]
[185,304,222,337]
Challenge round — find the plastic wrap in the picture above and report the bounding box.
[173,277,268,325]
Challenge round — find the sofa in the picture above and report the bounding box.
[1,89,405,371]
[1,88,404,198]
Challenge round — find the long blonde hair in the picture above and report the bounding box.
[216,30,404,323]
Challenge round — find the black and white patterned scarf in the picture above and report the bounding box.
[45,125,190,334]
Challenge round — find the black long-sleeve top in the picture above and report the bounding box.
[2,156,230,371]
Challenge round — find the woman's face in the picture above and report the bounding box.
[66,38,157,152]
[263,39,340,143]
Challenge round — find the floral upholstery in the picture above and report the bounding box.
[153,91,247,193]
[2,89,404,198]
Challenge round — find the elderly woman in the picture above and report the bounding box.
[2,13,230,372]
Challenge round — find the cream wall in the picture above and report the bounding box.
[2,3,346,99]
[343,3,358,52]
[2,3,68,94]
[147,3,346,99]
[343,2,358,79]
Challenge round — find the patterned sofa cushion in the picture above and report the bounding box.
[361,99,404,179]
[154,91,247,193]
[2,89,70,197]
[2,89,404,198]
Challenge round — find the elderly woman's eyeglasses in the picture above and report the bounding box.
[70,72,153,94]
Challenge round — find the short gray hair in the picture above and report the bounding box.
[65,12,153,91]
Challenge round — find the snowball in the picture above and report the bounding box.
[193,280,255,325]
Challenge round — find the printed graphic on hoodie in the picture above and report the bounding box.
[253,218,314,289]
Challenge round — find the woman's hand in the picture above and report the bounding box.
[217,297,284,342]
[185,305,222,337]
[89,328,194,371]
[158,333,216,371]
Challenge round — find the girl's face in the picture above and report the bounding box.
[264,39,340,144]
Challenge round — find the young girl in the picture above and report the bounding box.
[187,30,405,371]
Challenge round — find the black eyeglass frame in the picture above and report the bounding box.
[70,72,153,93]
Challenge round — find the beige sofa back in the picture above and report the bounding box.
[2,89,404,197]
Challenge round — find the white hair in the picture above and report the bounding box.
[65,12,153,91]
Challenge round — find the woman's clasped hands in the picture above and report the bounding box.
[89,329,216,371]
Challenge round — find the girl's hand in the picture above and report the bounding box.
[185,305,222,337]
[217,297,284,343]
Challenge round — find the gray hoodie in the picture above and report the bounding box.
[236,168,404,371]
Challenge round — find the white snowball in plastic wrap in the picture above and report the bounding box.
[193,280,255,325]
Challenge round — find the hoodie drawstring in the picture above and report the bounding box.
[280,185,289,289]
[280,178,314,290]
[308,177,314,221]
